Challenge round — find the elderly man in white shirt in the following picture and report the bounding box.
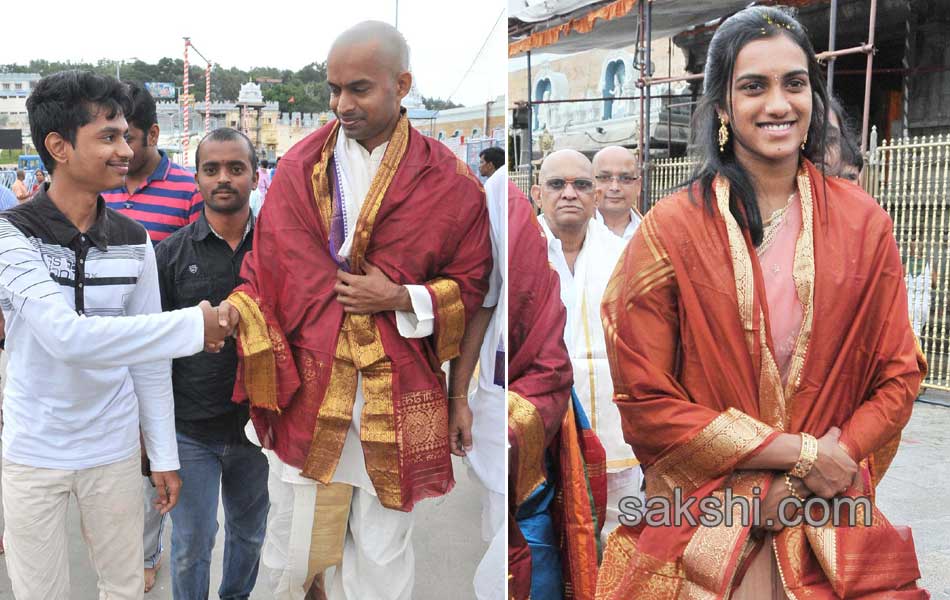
[531,149,642,541]
[593,145,643,242]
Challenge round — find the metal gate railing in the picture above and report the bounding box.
[649,156,697,206]
[511,165,534,197]
[867,132,950,389]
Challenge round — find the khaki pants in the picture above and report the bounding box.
[2,453,145,600]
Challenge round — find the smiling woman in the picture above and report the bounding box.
[595,5,929,600]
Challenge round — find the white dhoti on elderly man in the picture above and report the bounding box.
[461,167,507,600]
[540,216,643,540]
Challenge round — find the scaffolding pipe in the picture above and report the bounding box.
[182,38,190,167]
[861,0,878,152]
[527,50,534,180]
[642,0,653,215]
[637,0,646,207]
[827,0,838,93]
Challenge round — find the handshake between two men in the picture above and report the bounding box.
[198,300,241,353]
[194,262,405,354]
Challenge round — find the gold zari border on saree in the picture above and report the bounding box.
[508,391,548,506]
[647,408,773,500]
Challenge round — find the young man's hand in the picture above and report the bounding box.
[149,470,182,514]
[198,300,240,352]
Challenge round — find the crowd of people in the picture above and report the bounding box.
[508,5,928,600]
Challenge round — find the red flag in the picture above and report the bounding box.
[288,96,295,103]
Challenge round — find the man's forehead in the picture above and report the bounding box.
[328,40,394,77]
[541,152,592,178]
[82,108,127,130]
[200,140,252,161]
[594,148,638,172]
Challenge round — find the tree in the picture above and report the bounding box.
[422,96,462,111]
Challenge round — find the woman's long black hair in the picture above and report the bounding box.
[686,5,830,246]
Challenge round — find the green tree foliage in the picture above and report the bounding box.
[1,60,333,113]
[422,96,462,111]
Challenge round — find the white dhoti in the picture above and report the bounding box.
[465,169,507,600]
[542,217,643,538]
[252,371,417,600]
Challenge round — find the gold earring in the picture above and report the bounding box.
[801,131,808,150]
[718,118,729,153]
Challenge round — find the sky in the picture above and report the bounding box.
[1,0,507,107]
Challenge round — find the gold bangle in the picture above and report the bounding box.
[448,394,468,401]
[784,472,806,502]
[789,432,818,479]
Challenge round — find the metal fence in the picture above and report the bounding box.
[511,165,534,197]
[648,156,697,206]
[866,132,950,389]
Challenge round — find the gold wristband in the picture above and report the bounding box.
[784,472,806,502]
[789,432,818,479]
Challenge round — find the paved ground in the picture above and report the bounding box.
[0,455,489,599]
[876,392,950,599]
[1,396,947,599]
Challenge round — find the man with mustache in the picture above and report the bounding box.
[592,145,642,241]
[224,20,491,599]
[102,81,205,592]
[154,127,269,599]
[531,149,639,541]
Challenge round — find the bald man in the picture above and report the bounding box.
[531,149,641,541]
[592,145,643,241]
[227,20,492,600]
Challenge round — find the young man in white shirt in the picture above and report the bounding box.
[0,70,235,600]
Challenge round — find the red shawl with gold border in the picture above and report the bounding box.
[228,117,491,512]
[597,161,927,599]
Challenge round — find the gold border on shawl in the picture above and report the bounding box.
[427,277,466,363]
[229,291,278,412]
[607,458,640,469]
[782,168,816,405]
[714,177,755,351]
[646,408,773,499]
[305,482,354,587]
[681,473,764,597]
[348,116,410,274]
[360,359,402,509]
[803,523,837,587]
[758,313,787,430]
[301,332,359,482]
[310,121,340,235]
[714,175,790,430]
[508,391,547,506]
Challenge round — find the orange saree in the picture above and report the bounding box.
[597,161,928,599]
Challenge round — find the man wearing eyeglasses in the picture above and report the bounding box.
[529,149,639,541]
[592,146,643,241]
